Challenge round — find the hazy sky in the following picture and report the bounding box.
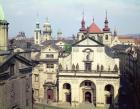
[1,0,140,38]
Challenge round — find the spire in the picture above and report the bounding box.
[79,10,87,32]
[114,27,117,37]
[93,17,94,22]
[35,12,40,29]
[103,10,110,32]
[81,10,85,28]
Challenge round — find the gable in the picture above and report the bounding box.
[73,37,104,46]
[42,45,58,53]
[0,54,33,74]
[56,41,66,46]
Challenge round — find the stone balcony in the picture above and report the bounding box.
[58,70,119,77]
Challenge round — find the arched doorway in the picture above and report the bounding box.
[104,84,114,105]
[47,89,53,100]
[85,91,92,103]
[63,83,71,103]
[80,80,96,106]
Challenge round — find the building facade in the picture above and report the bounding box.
[32,15,120,108]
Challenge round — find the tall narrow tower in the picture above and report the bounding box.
[0,4,9,51]
[34,21,41,45]
[43,18,52,41]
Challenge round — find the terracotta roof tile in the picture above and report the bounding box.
[88,22,101,33]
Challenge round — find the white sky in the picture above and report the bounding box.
[1,0,140,37]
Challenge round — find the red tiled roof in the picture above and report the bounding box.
[88,22,101,33]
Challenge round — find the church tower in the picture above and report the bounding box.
[77,12,87,41]
[0,4,9,51]
[43,18,52,41]
[102,11,112,46]
[34,21,41,45]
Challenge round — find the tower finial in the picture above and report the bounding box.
[36,12,39,23]
[103,10,110,32]
[79,9,87,32]
[93,16,94,22]
[82,9,85,19]
[106,10,108,20]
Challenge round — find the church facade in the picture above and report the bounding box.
[32,13,120,108]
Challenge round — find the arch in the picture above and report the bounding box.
[80,80,96,106]
[47,89,53,100]
[63,83,71,89]
[63,83,71,103]
[80,80,96,89]
[82,48,94,52]
[104,84,114,105]
[85,91,92,103]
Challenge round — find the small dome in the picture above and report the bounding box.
[88,19,101,33]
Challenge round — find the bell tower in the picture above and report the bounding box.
[34,21,41,45]
[43,18,52,41]
[0,4,9,51]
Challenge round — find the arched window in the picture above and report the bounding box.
[105,35,108,40]
[63,83,71,103]
[104,84,114,104]
[63,83,71,89]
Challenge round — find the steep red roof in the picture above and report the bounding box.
[88,22,101,33]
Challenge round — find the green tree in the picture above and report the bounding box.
[64,44,72,53]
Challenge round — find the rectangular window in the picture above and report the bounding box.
[34,74,39,82]
[46,64,54,68]
[85,63,91,71]
[46,54,54,58]
[10,64,14,76]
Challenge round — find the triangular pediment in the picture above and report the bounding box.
[73,37,104,46]
[41,45,58,53]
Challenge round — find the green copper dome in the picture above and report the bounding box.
[0,4,4,20]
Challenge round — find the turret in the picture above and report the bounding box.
[34,21,41,45]
[43,18,52,41]
[103,11,110,32]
